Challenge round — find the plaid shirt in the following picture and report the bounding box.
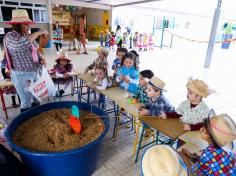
[145,94,175,116]
[4,31,40,72]
[192,144,236,176]
[133,84,148,103]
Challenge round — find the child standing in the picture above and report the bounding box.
[166,78,211,131]
[109,32,116,51]
[138,33,143,52]
[143,33,148,51]
[148,33,154,51]
[84,47,108,74]
[139,76,175,117]
[112,47,127,77]
[180,114,236,175]
[116,52,139,94]
[133,32,139,50]
[131,70,154,103]
[104,29,111,49]
[52,52,73,96]
[99,31,104,47]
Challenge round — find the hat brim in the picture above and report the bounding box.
[5,20,35,25]
[148,82,167,92]
[55,57,71,62]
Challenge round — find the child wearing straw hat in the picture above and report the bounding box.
[51,52,73,96]
[166,78,211,131]
[139,76,175,117]
[180,114,236,175]
[84,47,108,74]
[141,145,188,176]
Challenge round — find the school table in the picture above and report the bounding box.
[134,116,187,162]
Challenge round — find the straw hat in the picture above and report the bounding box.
[186,78,210,98]
[148,76,166,91]
[209,114,236,146]
[142,145,188,176]
[55,51,71,61]
[99,47,109,58]
[6,9,34,24]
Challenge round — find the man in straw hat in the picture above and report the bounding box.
[165,78,211,131]
[180,114,236,175]
[141,145,188,176]
[139,76,175,117]
[4,9,48,112]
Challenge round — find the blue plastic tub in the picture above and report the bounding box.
[5,101,109,176]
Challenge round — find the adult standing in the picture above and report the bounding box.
[79,14,88,54]
[53,21,63,54]
[116,25,122,48]
[4,9,48,112]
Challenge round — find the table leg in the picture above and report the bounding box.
[132,120,141,160]
[0,88,8,119]
[135,125,146,162]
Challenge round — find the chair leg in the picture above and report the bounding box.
[112,104,119,141]
[156,131,159,144]
[135,125,146,163]
[0,88,8,119]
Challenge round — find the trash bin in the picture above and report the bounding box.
[5,101,109,176]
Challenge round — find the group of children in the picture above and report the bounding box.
[82,45,236,175]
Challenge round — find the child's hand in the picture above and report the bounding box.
[139,108,149,116]
[123,76,130,83]
[63,74,69,79]
[183,124,191,131]
[160,113,167,119]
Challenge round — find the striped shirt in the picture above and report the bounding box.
[4,31,40,72]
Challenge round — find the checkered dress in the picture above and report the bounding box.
[192,144,236,176]
[133,85,148,103]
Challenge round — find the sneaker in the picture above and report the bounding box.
[56,51,60,55]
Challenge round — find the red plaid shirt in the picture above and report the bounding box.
[4,31,40,72]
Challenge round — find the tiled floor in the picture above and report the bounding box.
[1,38,236,175]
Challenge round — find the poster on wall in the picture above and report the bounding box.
[52,11,70,25]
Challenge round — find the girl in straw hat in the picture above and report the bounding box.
[180,114,236,175]
[142,145,188,176]
[4,9,48,112]
[166,78,211,131]
[84,47,108,75]
[50,52,73,96]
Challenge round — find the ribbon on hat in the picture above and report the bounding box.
[211,122,236,137]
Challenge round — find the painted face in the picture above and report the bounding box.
[59,59,68,67]
[187,88,201,104]
[117,52,124,60]
[146,84,160,98]
[20,24,30,35]
[139,75,147,86]
[98,51,106,60]
[95,68,105,80]
[200,126,210,142]
[124,58,134,68]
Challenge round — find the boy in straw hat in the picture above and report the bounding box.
[84,47,108,74]
[139,76,175,117]
[166,78,211,131]
[51,52,73,96]
[142,145,188,176]
[180,114,236,175]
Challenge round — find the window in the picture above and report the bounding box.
[21,3,33,7]
[33,9,40,22]
[35,4,46,8]
[1,6,16,21]
[41,10,47,22]
[5,1,19,5]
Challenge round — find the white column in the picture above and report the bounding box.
[47,0,53,38]
[204,0,222,68]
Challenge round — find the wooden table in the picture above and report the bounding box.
[134,116,187,162]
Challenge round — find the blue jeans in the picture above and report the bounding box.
[11,70,37,109]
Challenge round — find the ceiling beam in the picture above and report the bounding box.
[113,0,163,7]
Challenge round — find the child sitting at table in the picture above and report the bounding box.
[116,52,139,94]
[51,52,73,96]
[0,57,19,106]
[112,47,127,77]
[166,78,211,131]
[84,47,108,74]
[180,114,236,175]
[139,76,175,117]
[129,50,140,70]
[130,70,154,104]
[92,65,112,91]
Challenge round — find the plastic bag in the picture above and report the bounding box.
[28,66,57,101]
